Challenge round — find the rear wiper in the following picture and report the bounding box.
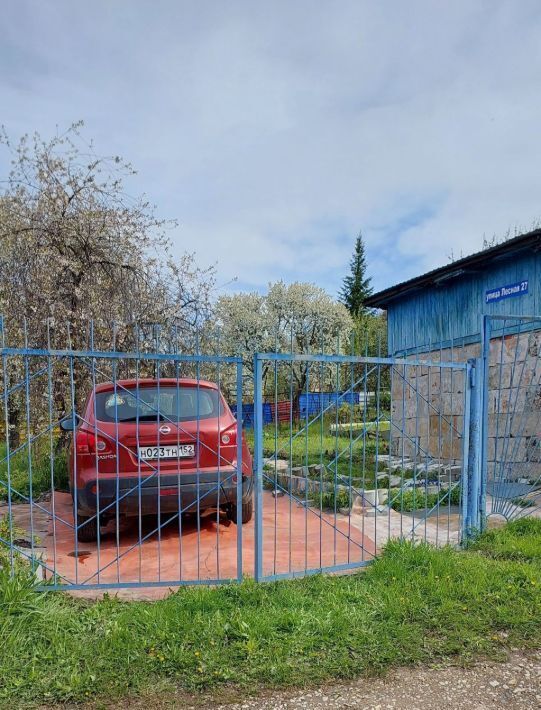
[120,414,167,422]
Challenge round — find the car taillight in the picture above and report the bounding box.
[76,431,91,454]
[76,431,109,454]
[221,424,237,446]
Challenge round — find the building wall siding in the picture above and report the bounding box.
[387,250,541,355]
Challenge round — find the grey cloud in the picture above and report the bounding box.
[1,0,541,295]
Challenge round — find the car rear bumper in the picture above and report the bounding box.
[74,471,253,517]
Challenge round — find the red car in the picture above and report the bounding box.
[61,378,253,542]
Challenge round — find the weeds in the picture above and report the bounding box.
[320,488,352,510]
[0,520,540,704]
[389,485,461,512]
[0,442,68,502]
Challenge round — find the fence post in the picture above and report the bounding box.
[253,354,263,581]
[461,360,472,542]
[479,316,490,531]
[463,358,483,540]
[235,360,243,581]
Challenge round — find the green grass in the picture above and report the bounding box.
[1,520,541,705]
[0,442,69,502]
[389,485,461,512]
[468,517,541,563]
[251,421,390,488]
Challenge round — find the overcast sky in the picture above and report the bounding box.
[2,1,541,297]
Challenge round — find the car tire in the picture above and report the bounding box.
[76,515,99,543]
[228,497,253,525]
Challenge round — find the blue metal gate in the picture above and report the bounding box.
[0,321,245,592]
[253,351,475,582]
[0,320,494,592]
[481,314,541,523]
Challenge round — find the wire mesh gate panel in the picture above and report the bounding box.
[253,352,472,582]
[482,314,541,522]
[0,334,246,591]
[0,321,480,592]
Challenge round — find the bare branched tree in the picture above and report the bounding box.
[0,122,216,443]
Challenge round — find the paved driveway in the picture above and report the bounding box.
[7,491,376,598]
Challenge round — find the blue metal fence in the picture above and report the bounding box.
[299,391,360,417]
[253,351,473,583]
[234,402,272,429]
[236,392,361,429]
[0,319,247,592]
[0,316,519,593]
[481,314,541,524]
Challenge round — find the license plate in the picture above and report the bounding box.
[138,445,195,460]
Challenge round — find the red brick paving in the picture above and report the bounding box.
[10,492,376,599]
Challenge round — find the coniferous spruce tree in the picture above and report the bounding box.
[339,231,373,317]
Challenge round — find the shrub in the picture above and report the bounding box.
[320,487,352,510]
[378,391,391,411]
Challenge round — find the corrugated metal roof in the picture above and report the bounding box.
[365,228,541,308]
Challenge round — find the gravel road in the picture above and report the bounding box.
[216,649,541,710]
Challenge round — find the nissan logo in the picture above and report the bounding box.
[159,425,171,435]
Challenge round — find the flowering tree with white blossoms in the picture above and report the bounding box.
[216,281,352,402]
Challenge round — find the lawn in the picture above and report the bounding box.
[247,418,392,489]
[0,519,540,705]
[0,441,69,503]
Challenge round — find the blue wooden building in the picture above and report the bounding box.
[365,228,541,355]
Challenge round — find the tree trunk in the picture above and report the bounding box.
[7,396,21,450]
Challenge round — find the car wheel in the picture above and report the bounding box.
[76,515,99,543]
[227,497,253,525]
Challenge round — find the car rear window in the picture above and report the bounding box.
[94,386,223,423]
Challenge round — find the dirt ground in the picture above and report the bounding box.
[67,649,540,709]
[215,650,541,709]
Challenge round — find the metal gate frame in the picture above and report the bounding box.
[0,339,245,591]
[253,351,479,583]
[0,334,499,591]
[480,313,541,526]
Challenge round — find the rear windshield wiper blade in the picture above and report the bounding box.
[120,414,168,422]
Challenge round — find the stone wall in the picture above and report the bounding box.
[390,330,541,477]
[485,330,541,482]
